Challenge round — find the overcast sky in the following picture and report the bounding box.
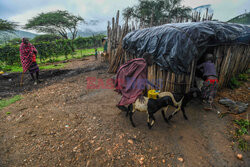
[0,0,249,32]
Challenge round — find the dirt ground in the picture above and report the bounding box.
[0,56,249,167]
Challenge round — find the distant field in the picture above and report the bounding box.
[0,47,103,73]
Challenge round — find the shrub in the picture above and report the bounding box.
[229,77,241,89]
[32,34,62,43]
[238,74,248,81]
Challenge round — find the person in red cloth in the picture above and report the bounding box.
[115,53,157,112]
[20,38,40,85]
[197,53,218,110]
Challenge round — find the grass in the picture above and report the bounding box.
[234,119,250,151]
[0,95,23,110]
[229,72,249,89]
[36,47,103,64]
[1,63,66,73]
[39,63,66,70]
[0,47,103,73]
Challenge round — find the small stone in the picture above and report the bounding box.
[162,159,165,163]
[73,146,78,152]
[139,159,144,165]
[86,160,90,167]
[178,157,184,162]
[95,147,101,152]
[128,139,133,144]
[236,154,243,160]
[31,134,36,137]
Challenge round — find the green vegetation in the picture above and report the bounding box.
[25,10,84,40]
[0,34,104,66]
[123,0,191,26]
[0,47,103,73]
[229,72,249,89]
[32,34,62,43]
[238,73,248,81]
[0,19,17,31]
[234,119,250,151]
[40,64,66,70]
[228,12,250,25]
[8,38,22,45]
[0,95,22,110]
[229,77,241,89]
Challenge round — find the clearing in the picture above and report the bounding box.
[0,56,249,166]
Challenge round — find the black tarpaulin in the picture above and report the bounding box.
[122,21,250,74]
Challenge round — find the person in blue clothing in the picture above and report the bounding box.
[197,53,218,110]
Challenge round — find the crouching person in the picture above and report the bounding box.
[197,53,218,110]
[115,53,156,112]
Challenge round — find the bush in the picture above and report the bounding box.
[8,38,22,45]
[234,119,250,151]
[32,34,62,43]
[0,44,20,65]
[0,35,105,65]
[229,77,241,89]
[74,35,105,49]
[229,72,249,89]
[238,74,248,81]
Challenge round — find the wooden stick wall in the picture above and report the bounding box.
[107,10,250,93]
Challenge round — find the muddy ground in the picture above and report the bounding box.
[0,56,249,167]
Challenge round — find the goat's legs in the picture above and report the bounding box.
[168,106,188,121]
[168,108,180,121]
[181,106,188,120]
[147,113,156,129]
[129,109,136,127]
[161,109,169,123]
[127,104,132,117]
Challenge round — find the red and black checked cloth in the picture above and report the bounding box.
[20,42,37,73]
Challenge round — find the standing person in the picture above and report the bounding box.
[115,53,157,112]
[94,48,98,60]
[197,53,218,110]
[20,38,40,85]
[102,38,108,61]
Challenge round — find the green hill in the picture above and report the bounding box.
[0,30,37,44]
[228,12,250,25]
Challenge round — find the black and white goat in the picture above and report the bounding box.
[159,89,200,121]
[127,89,199,129]
[128,96,174,129]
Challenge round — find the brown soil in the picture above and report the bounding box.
[0,55,249,167]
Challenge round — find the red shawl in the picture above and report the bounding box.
[115,58,148,106]
[20,39,37,73]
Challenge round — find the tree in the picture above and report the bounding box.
[8,38,22,45]
[25,10,84,40]
[122,7,135,21]
[32,34,62,43]
[0,19,17,31]
[123,0,191,26]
